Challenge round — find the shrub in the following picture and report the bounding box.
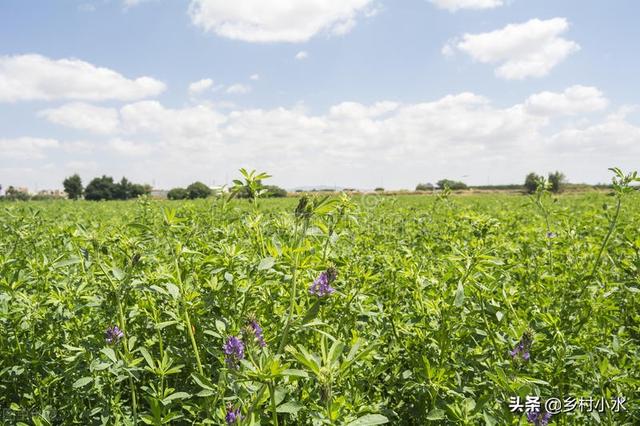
[186,181,212,199]
[167,187,188,200]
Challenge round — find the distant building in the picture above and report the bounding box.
[38,189,65,197]
[150,189,169,199]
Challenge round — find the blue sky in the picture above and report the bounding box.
[1,0,639,191]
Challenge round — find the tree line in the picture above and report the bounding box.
[62,174,151,200]
[414,172,567,193]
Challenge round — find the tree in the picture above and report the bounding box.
[4,186,30,201]
[524,172,543,194]
[436,179,467,190]
[167,187,188,200]
[415,183,434,191]
[63,174,83,199]
[374,187,385,192]
[548,171,566,193]
[263,185,287,198]
[85,175,116,201]
[186,181,212,199]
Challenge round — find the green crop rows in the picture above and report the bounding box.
[1,171,639,425]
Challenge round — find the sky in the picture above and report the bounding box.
[1,0,639,191]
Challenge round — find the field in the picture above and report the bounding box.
[1,186,639,425]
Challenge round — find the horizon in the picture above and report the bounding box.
[1,1,639,190]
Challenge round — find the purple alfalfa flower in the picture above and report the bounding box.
[309,267,337,297]
[225,404,242,424]
[527,411,552,426]
[105,325,124,345]
[249,320,266,348]
[510,330,533,361]
[546,231,557,238]
[223,336,244,368]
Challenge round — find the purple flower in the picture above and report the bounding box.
[105,325,124,345]
[510,330,533,361]
[225,405,242,424]
[223,336,244,367]
[309,268,337,297]
[249,320,266,347]
[527,411,552,425]
[546,231,557,238]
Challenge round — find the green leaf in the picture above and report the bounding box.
[281,369,308,378]
[54,257,81,268]
[426,408,446,420]
[258,257,275,270]
[276,401,303,414]
[162,392,191,405]
[73,377,93,388]
[191,372,216,391]
[454,282,465,307]
[138,347,155,369]
[101,347,117,363]
[345,414,389,426]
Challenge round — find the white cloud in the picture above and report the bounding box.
[18,87,637,189]
[448,18,580,79]
[187,0,375,43]
[188,78,214,95]
[0,137,59,160]
[0,54,166,102]
[250,74,260,81]
[429,0,504,12]
[525,85,608,116]
[39,102,120,134]
[295,51,309,60]
[108,138,153,156]
[226,84,251,95]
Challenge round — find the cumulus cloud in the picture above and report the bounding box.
[446,18,580,79]
[250,74,260,81]
[0,54,166,102]
[0,137,59,160]
[295,51,309,60]
[188,78,214,95]
[187,0,376,43]
[525,85,608,116]
[226,84,251,95]
[429,0,504,12]
[29,86,637,189]
[39,102,120,134]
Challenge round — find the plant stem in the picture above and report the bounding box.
[269,381,279,426]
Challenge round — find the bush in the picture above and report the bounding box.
[263,185,288,198]
[167,187,188,200]
[524,172,543,194]
[415,183,434,191]
[374,187,384,192]
[186,181,212,199]
[548,171,566,193]
[436,179,468,190]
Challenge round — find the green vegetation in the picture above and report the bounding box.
[0,168,639,424]
[437,179,468,190]
[63,173,83,200]
[83,175,151,201]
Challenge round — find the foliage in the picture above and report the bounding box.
[167,187,189,200]
[2,185,30,201]
[263,185,288,198]
[0,168,639,425]
[524,172,543,194]
[415,183,434,191]
[548,171,566,193]
[186,181,212,199]
[85,175,151,201]
[436,179,468,190]
[63,174,83,199]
